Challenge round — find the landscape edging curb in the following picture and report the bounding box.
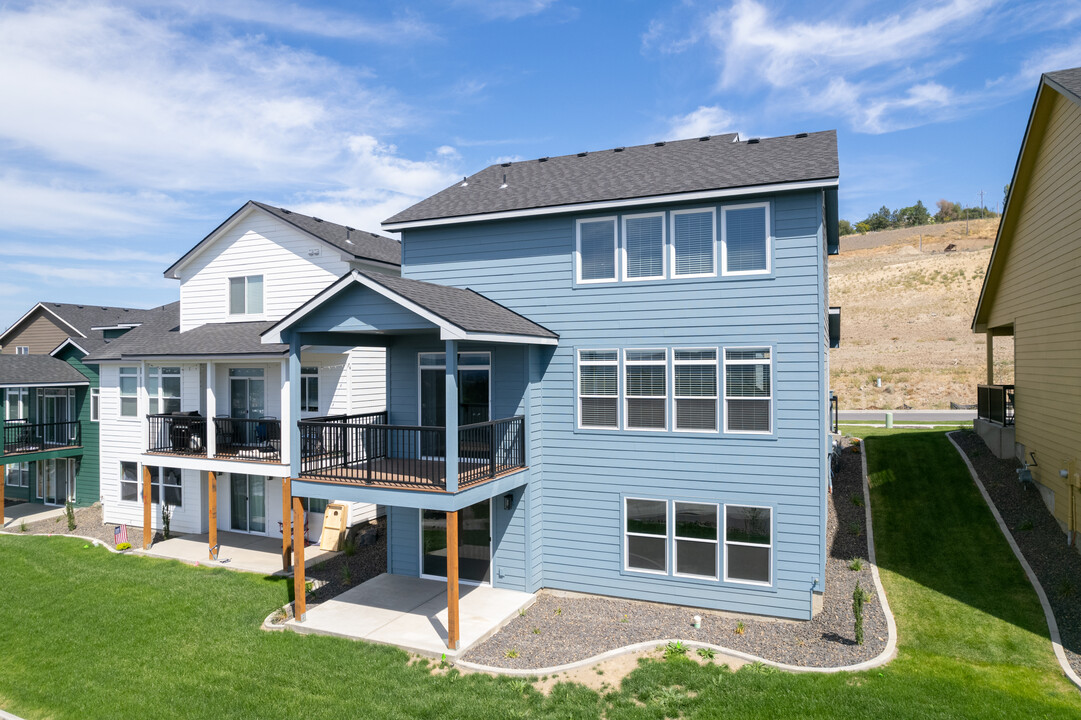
[946,430,1081,691]
[456,441,900,677]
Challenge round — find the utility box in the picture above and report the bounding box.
[319,503,348,551]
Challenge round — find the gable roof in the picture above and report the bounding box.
[973,67,1081,331]
[264,270,558,345]
[0,302,159,355]
[165,201,402,279]
[384,131,839,229]
[0,354,90,388]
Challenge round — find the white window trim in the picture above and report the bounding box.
[147,366,181,416]
[672,348,719,433]
[90,388,100,422]
[576,349,619,430]
[669,207,717,279]
[5,461,29,488]
[300,366,319,413]
[722,346,773,435]
[673,501,720,580]
[227,274,266,318]
[15,346,29,355]
[118,366,140,420]
[621,212,666,282]
[575,217,618,284]
[144,465,183,508]
[624,496,669,576]
[721,201,771,277]
[623,348,667,432]
[119,461,139,503]
[723,503,773,587]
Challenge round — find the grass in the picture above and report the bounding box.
[1,428,1079,718]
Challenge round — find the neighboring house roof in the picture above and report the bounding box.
[264,270,559,345]
[83,302,288,360]
[0,354,90,389]
[165,201,402,279]
[0,302,159,355]
[973,67,1081,331]
[384,131,839,228]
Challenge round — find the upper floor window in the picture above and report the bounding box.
[576,218,617,283]
[15,346,29,355]
[119,367,139,417]
[577,350,618,429]
[624,349,666,430]
[5,387,29,421]
[90,388,100,422]
[671,209,716,277]
[147,367,181,415]
[301,366,319,413]
[722,203,770,275]
[723,348,772,433]
[229,275,264,315]
[674,349,718,432]
[622,213,665,281]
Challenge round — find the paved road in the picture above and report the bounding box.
[839,409,975,424]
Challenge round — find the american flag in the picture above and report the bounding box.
[115,524,128,546]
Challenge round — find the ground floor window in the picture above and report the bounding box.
[146,466,182,507]
[674,501,719,579]
[5,461,29,488]
[120,461,138,502]
[624,497,668,574]
[724,505,772,585]
[302,497,328,514]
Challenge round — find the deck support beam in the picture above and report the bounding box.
[142,465,152,549]
[293,495,306,622]
[208,471,217,560]
[282,476,292,570]
[447,509,459,651]
[985,331,994,385]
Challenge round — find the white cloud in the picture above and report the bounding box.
[667,106,739,140]
[452,0,558,21]
[6,262,167,288]
[0,240,174,265]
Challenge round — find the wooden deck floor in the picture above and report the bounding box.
[301,456,526,491]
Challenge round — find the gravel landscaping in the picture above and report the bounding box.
[952,430,1081,678]
[305,518,387,603]
[0,502,145,547]
[462,438,888,669]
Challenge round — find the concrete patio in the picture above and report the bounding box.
[139,530,336,575]
[286,573,535,658]
[2,502,66,528]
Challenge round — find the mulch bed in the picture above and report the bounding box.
[462,438,888,669]
[305,519,387,603]
[952,430,1081,677]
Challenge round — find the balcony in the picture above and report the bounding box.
[147,414,281,464]
[299,413,526,491]
[2,419,82,457]
[977,384,1014,426]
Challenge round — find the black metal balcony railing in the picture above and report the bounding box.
[2,419,81,456]
[298,412,526,490]
[214,416,281,463]
[977,384,1014,426]
[147,414,207,456]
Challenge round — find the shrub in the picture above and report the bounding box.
[116,542,132,551]
[853,581,872,645]
[697,647,716,659]
[848,557,864,571]
[161,503,172,540]
[664,641,688,659]
[851,494,865,507]
[65,501,76,531]
[505,649,520,659]
[735,621,745,635]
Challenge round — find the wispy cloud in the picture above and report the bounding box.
[0,241,174,265]
[452,0,559,21]
[6,262,167,288]
[667,106,739,140]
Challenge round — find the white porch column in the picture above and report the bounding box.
[286,336,302,478]
[445,339,459,493]
[280,356,292,467]
[205,362,217,457]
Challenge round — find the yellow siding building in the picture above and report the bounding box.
[973,67,1081,539]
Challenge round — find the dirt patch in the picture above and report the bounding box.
[304,519,387,602]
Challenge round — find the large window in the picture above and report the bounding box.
[147,367,181,415]
[624,349,666,430]
[5,461,29,488]
[119,367,139,417]
[5,387,29,420]
[228,275,264,315]
[724,505,772,585]
[724,348,772,433]
[671,209,716,277]
[120,461,138,502]
[675,502,719,579]
[146,466,183,507]
[625,498,667,574]
[622,213,665,281]
[576,218,617,283]
[578,350,618,429]
[674,349,718,431]
[301,366,319,413]
[722,203,770,275]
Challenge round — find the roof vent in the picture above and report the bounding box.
[577,152,588,157]
[795,132,808,138]
[501,162,512,167]
[313,217,323,222]
[538,157,549,162]
[654,141,665,147]
[280,207,291,214]
[613,147,625,152]
[747,138,760,144]
[460,177,469,187]
[699,136,710,141]
[500,172,508,189]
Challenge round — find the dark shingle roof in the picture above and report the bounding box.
[0,354,89,387]
[384,131,839,225]
[0,302,158,354]
[357,271,557,339]
[84,302,288,361]
[1046,67,1081,103]
[250,202,401,266]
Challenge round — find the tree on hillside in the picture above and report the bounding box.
[838,219,854,236]
[896,200,931,227]
[1003,183,1010,210]
[934,199,961,223]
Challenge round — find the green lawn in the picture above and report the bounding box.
[1,428,1078,719]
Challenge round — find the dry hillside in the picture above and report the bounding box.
[829,217,1014,409]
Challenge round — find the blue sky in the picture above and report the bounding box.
[2,0,1080,332]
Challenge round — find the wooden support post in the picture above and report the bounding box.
[142,465,152,549]
[447,509,460,651]
[282,476,292,571]
[208,471,217,560]
[292,495,306,622]
[986,331,994,385]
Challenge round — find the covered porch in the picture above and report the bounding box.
[139,528,336,575]
[975,324,1016,459]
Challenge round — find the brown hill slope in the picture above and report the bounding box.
[829,218,1013,409]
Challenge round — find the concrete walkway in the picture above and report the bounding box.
[139,530,336,575]
[2,502,65,528]
[286,573,535,658]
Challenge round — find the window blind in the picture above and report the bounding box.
[625,349,666,429]
[673,211,714,276]
[674,349,717,431]
[725,206,767,273]
[579,219,616,281]
[624,214,663,279]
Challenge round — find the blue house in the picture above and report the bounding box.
[265,132,840,646]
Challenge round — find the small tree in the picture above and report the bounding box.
[838,219,854,236]
[161,502,172,540]
[853,581,871,645]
